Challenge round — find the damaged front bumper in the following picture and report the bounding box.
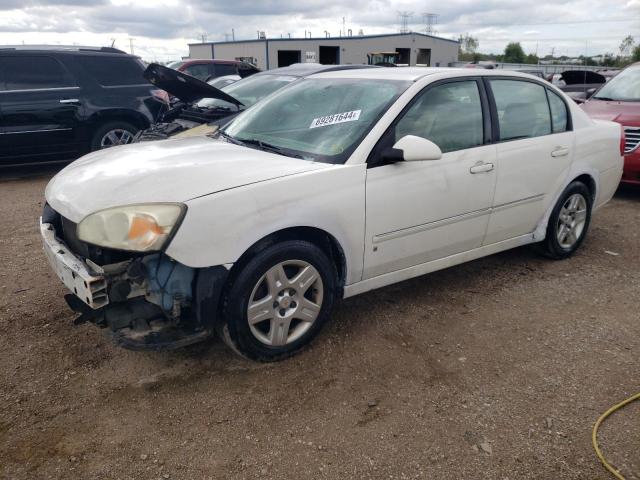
[40,215,228,351]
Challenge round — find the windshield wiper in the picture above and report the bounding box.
[239,139,305,159]
[593,96,616,101]
[217,130,244,145]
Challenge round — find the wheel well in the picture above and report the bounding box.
[228,227,347,295]
[89,110,150,131]
[572,174,596,201]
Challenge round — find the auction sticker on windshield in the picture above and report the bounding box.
[309,110,361,129]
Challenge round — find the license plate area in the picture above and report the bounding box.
[40,219,108,309]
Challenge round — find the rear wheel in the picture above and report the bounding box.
[538,181,592,259]
[90,121,139,151]
[220,240,337,361]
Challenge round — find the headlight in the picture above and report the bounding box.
[77,203,186,252]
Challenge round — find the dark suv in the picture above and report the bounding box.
[0,46,168,166]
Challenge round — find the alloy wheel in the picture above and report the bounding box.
[247,260,323,347]
[556,193,588,249]
[100,129,134,148]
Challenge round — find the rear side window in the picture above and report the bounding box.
[490,79,551,141]
[546,90,568,133]
[0,56,75,90]
[394,80,484,153]
[76,56,146,86]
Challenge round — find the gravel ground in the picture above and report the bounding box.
[0,165,638,480]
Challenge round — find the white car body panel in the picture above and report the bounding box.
[43,68,624,303]
[167,164,367,285]
[45,136,328,222]
[364,144,497,279]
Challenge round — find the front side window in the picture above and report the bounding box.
[490,79,551,141]
[394,80,484,153]
[1,56,75,90]
[223,78,410,164]
[547,90,569,133]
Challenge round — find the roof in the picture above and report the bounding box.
[189,31,459,47]
[310,67,545,81]
[256,62,379,77]
[0,45,127,54]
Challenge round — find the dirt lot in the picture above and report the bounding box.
[0,165,638,480]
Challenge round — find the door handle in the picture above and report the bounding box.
[469,162,495,174]
[551,147,570,157]
[59,98,80,104]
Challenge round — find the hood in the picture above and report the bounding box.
[581,98,640,125]
[143,63,243,106]
[45,136,329,222]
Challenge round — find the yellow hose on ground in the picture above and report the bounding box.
[592,392,640,480]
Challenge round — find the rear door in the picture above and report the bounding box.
[0,54,83,164]
[483,78,574,244]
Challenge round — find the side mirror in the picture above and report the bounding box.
[381,135,443,163]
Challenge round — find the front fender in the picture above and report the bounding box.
[166,164,367,286]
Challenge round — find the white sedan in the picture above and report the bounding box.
[42,68,624,361]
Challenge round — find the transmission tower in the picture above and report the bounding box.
[398,11,413,34]
[423,13,438,35]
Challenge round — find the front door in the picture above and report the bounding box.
[364,79,497,279]
[0,55,83,164]
[482,79,575,245]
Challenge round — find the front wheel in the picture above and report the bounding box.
[90,121,139,151]
[538,181,592,259]
[220,240,337,361]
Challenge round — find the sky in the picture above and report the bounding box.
[0,0,638,62]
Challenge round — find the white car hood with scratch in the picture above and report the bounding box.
[45,136,329,222]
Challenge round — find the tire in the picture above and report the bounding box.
[537,181,592,259]
[89,121,139,151]
[219,240,337,361]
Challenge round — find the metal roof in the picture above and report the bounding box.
[189,32,459,47]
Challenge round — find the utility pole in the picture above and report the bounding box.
[128,37,134,55]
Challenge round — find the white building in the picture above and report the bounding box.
[188,32,459,70]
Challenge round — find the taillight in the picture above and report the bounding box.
[151,88,170,105]
[620,125,626,156]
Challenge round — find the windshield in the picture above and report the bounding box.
[222,78,410,164]
[593,66,640,101]
[196,74,297,110]
[167,61,184,69]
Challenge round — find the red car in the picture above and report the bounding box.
[167,59,259,82]
[581,62,640,185]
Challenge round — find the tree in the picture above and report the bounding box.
[457,33,479,61]
[632,45,640,62]
[525,53,539,64]
[503,42,526,63]
[619,35,635,57]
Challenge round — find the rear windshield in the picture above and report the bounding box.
[593,66,640,101]
[76,56,147,86]
[196,74,297,110]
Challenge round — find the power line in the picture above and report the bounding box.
[443,18,637,27]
